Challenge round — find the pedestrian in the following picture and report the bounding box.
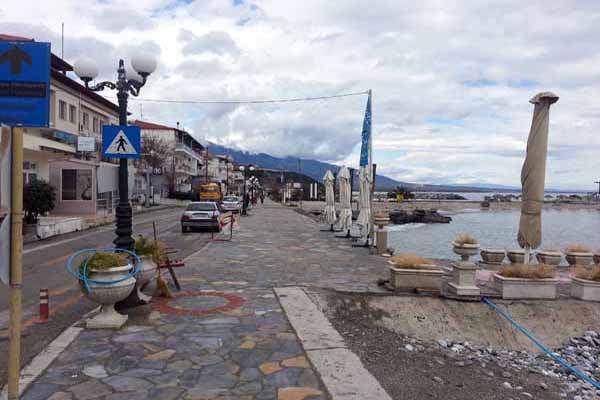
[260,193,264,205]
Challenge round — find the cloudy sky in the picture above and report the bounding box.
[1,0,599,189]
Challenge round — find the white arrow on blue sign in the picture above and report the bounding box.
[102,125,141,159]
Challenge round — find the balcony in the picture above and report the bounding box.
[175,142,204,161]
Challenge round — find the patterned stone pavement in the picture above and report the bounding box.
[21,202,388,400]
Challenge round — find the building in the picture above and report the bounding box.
[1,34,120,217]
[131,120,206,196]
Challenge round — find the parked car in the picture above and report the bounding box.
[181,202,222,233]
[221,196,242,213]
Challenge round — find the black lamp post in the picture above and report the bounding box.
[239,165,255,215]
[74,55,156,250]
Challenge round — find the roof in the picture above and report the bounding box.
[0,34,33,42]
[52,70,119,113]
[132,120,177,131]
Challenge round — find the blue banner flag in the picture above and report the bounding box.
[359,93,371,167]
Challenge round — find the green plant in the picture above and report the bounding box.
[23,180,56,224]
[135,235,158,256]
[566,244,592,253]
[574,266,600,282]
[390,253,438,270]
[453,233,479,246]
[499,264,556,279]
[78,252,129,275]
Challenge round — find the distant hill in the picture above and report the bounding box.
[207,143,516,192]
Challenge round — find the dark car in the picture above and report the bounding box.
[181,202,222,233]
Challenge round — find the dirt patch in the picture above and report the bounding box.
[321,292,569,400]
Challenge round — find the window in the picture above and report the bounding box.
[82,113,89,129]
[61,169,93,201]
[69,105,76,123]
[92,117,98,133]
[23,161,38,185]
[58,100,66,120]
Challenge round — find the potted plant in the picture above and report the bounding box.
[78,252,137,328]
[480,248,506,265]
[536,249,562,266]
[506,249,525,264]
[452,234,480,261]
[493,264,558,300]
[134,235,162,303]
[388,253,443,291]
[565,244,593,267]
[571,267,600,301]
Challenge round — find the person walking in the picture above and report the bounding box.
[260,193,265,205]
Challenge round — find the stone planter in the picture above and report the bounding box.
[493,273,559,300]
[374,214,390,228]
[480,248,505,265]
[571,277,600,302]
[452,242,480,261]
[135,255,158,303]
[536,251,562,266]
[507,249,525,264]
[80,264,136,329]
[594,252,600,266]
[565,252,593,267]
[389,261,444,291]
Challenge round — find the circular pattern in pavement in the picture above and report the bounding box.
[153,291,244,316]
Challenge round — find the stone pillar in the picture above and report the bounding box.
[376,228,388,255]
[446,261,481,297]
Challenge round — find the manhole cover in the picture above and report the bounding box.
[153,291,244,316]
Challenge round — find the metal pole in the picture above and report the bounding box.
[114,83,134,251]
[8,126,23,400]
[145,167,151,208]
[242,169,247,215]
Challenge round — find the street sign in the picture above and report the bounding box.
[0,41,50,127]
[102,125,141,159]
[77,136,95,152]
[152,167,163,176]
[0,125,11,285]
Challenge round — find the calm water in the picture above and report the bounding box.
[416,192,588,201]
[388,209,600,260]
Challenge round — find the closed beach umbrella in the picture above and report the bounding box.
[323,170,337,228]
[518,92,559,254]
[337,166,352,233]
[357,165,372,239]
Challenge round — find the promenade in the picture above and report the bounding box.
[19,202,387,400]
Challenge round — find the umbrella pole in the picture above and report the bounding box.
[524,246,530,265]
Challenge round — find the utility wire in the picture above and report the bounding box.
[109,90,369,105]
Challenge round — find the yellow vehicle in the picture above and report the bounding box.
[198,182,222,201]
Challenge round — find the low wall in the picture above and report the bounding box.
[36,217,83,239]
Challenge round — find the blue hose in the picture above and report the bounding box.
[482,296,600,390]
[66,248,141,293]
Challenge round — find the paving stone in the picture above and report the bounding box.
[239,340,256,349]
[22,383,61,400]
[144,349,176,360]
[82,365,108,379]
[259,361,283,375]
[69,380,113,400]
[148,387,185,400]
[47,392,73,400]
[103,376,153,392]
[277,387,323,400]
[121,368,163,378]
[282,356,310,368]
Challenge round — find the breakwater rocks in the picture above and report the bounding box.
[414,193,468,200]
[389,209,452,224]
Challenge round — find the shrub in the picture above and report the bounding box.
[499,263,556,279]
[390,253,438,270]
[453,233,479,246]
[78,252,129,276]
[574,267,600,282]
[23,180,56,224]
[566,244,592,253]
[135,235,166,261]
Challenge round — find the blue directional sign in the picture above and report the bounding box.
[102,125,141,159]
[0,41,51,127]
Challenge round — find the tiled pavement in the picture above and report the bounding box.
[21,202,388,400]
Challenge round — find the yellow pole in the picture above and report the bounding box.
[8,126,23,400]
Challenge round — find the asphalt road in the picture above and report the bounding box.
[0,206,214,387]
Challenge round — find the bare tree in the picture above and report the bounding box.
[140,135,171,170]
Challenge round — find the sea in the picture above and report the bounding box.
[387,195,599,260]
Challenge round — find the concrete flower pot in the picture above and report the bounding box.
[507,249,525,264]
[565,252,593,267]
[447,261,480,297]
[571,277,600,302]
[135,256,158,303]
[594,252,600,266]
[536,251,562,266]
[452,242,480,261]
[388,261,443,291]
[81,264,136,329]
[493,273,559,300]
[480,248,506,265]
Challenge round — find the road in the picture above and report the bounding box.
[0,206,214,387]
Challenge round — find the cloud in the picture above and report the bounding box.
[178,29,240,56]
[93,8,156,32]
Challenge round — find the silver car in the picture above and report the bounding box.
[181,202,222,233]
[220,196,242,213]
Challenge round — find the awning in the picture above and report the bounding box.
[24,133,76,154]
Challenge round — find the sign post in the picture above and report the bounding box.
[0,40,50,400]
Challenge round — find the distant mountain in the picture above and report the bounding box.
[207,143,519,192]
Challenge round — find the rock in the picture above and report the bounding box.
[405,344,415,352]
[438,339,448,348]
[433,376,444,384]
[503,382,512,390]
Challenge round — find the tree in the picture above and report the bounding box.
[23,180,56,224]
[137,134,174,194]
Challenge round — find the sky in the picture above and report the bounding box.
[1,0,599,190]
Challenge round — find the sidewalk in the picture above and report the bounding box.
[18,202,388,400]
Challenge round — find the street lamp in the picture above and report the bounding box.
[239,165,255,215]
[74,54,157,251]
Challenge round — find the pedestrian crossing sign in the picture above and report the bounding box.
[102,125,141,159]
